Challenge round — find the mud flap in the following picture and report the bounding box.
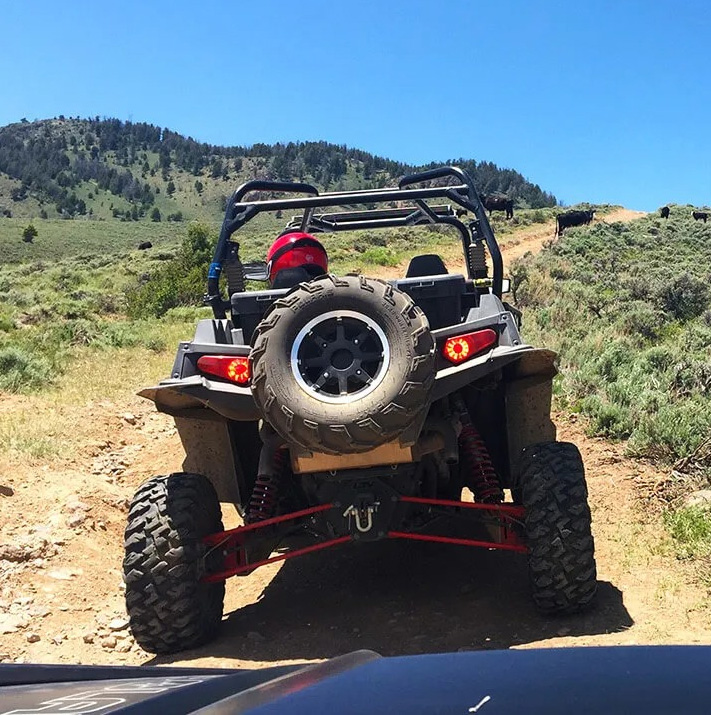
[504,349,558,479]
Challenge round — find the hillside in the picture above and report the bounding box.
[0,117,557,222]
[515,205,711,471]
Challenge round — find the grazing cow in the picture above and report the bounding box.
[481,194,514,219]
[660,206,670,219]
[692,211,708,223]
[555,209,595,236]
[138,241,153,250]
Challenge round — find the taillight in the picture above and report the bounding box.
[197,355,251,384]
[442,328,497,364]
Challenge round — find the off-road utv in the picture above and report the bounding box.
[123,166,597,654]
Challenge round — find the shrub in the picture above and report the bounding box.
[658,272,709,321]
[126,223,216,318]
[361,247,399,267]
[0,312,14,332]
[0,347,53,392]
[22,224,38,243]
[619,302,663,340]
[664,506,711,559]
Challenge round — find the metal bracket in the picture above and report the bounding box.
[343,502,381,533]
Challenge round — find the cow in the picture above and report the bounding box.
[138,241,153,250]
[692,211,708,223]
[481,194,514,219]
[555,209,595,236]
[660,206,670,219]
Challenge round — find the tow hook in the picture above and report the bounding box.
[343,502,380,533]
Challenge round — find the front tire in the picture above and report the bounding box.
[123,473,225,654]
[520,442,597,614]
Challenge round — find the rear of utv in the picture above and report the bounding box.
[122,167,596,654]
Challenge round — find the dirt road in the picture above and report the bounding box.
[4,206,709,669]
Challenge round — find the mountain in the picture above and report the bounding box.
[0,117,557,222]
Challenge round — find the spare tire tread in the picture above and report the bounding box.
[251,274,435,454]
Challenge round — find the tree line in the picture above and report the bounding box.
[0,117,557,216]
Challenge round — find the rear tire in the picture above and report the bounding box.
[123,473,225,654]
[520,442,597,614]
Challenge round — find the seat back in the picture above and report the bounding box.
[406,254,448,278]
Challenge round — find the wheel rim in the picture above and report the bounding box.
[291,310,390,404]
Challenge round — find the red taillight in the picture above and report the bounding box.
[442,328,497,364]
[197,355,251,384]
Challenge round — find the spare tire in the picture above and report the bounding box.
[251,274,435,454]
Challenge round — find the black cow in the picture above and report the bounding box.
[555,209,595,236]
[692,211,708,223]
[138,241,153,250]
[660,206,670,219]
[481,194,514,219]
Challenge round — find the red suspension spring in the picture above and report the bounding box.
[246,449,287,523]
[459,424,503,504]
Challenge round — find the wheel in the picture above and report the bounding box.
[123,473,225,654]
[520,442,597,613]
[251,274,435,454]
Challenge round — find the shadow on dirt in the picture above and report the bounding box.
[148,539,633,666]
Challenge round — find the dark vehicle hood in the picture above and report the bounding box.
[2,646,711,714]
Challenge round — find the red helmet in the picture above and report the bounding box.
[266,232,328,282]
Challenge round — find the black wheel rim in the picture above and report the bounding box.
[291,310,390,403]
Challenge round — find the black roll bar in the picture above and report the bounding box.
[399,167,504,297]
[205,167,505,318]
[207,181,320,317]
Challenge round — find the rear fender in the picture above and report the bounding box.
[139,378,260,507]
[431,344,536,399]
[139,376,260,421]
[503,349,558,479]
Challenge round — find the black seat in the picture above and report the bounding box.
[271,265,325,289]
[406,254,448,278]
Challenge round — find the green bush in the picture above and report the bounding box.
[360,247,400,267]
[658,272,709,321]
[0,346,53,392]
[126,222,215,318]
[0,313,14,332]
[664,506,711,558]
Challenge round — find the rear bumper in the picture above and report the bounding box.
[139,345,556,434]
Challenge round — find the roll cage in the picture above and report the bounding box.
[206,166,504,319]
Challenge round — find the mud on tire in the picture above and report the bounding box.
[251,274,436,454]
[123,473,224,654]
[520,442,597,614]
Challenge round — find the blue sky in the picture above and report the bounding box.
[2,0,710,210]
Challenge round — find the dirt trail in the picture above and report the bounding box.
[496,207,646,266]
[4,205,709,669]
[366,207,646,279]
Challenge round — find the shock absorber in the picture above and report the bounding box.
[246,449,287,523]
[459,424,503,503]
[451,392,503,504]
[223,243,245,297]
[468,239,487,279]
